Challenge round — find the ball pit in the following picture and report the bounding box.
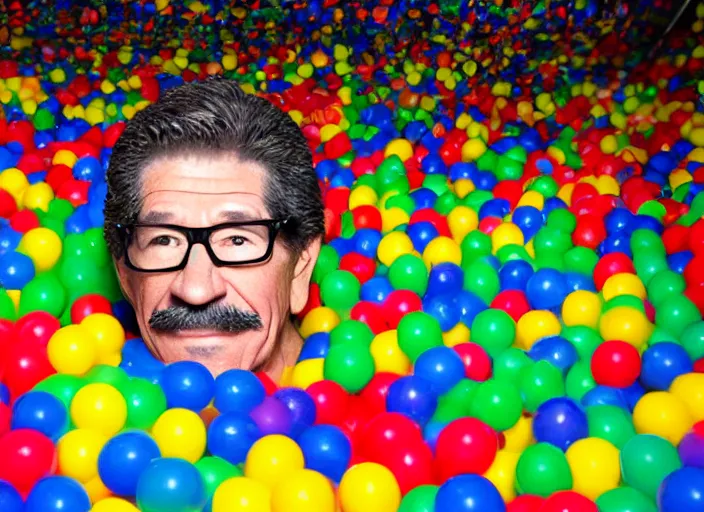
[2,0,704,510]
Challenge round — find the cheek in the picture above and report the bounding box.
[224,262,293,319]
[130,274,174,316]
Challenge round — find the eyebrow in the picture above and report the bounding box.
[138,210,262,224]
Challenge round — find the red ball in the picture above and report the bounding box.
[340,395,376,446]
[350,301,387,334]
[572,214,606,250]
[684,256,704,288]
[593,253,635,291]
[70,294,113,324]
[371,439,436,495]
[358,412,423,458]
[306,380,350,426]
[0,402,11,437]
[539,491,598,512]
[409,209,451,238]
[56,178,90,207]
[340,253,376,284]
[591,340,641,388]
[662,224,690,254]
[45,164,73,192]
[351,205,382,231]
[690,219,704,255]
[491,290,531,323]
[508,495,546,512]
[478,216,502,235]
[0,189,17,218]
[693,357,704,373]
[254,372,278,396]
[324,187,351,217]
[382,290,422,329]
[359,372,400,415]
[452,343,492,381]
[9,209,40,233]
[3,341,56,402]
[434,417,498,481]
[0,429,57,493]
[13,311,60,349]
[298,283,322,321]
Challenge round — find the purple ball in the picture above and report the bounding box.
[249,396,293,436]
[679,431,704,469]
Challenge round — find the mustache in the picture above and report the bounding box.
[149,304,263,333]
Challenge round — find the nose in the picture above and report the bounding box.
[170,244,227,306]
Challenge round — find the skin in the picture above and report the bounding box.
[114,152,321,381]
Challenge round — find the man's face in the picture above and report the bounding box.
[114,153,319,376]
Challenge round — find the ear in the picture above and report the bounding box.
[113,256,136,306]
[289,236,322,315]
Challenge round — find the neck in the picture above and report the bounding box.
[256,320,302,384]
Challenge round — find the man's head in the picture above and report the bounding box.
[104,78,324,377]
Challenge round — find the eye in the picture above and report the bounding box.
[228,236,248,246]
[150,235,179,246]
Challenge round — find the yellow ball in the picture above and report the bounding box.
[17,227,62,272]
[81,313,126,364]
[22,182,54,212]
[245,435,305,488]
[53,148,78,168]
[484,450,519,502]
[599,306,653,350]
[561,290,602,329]
[338,462,401,512]
[57,429,108,483]
[461,138,486,161]
[515,310,561,350]
[290,358,325,390]
[70,383,127,437]
[91,497,140,512]
[602,273,647,301]
[271,469,335,512]
[491,223,524,254]
[47,325,98,376]
[670,373,704,421]
[84,475,111,504]
[442,322,470,347]
[422,236,462,269]
[566,437,621,500]
[516,190,545,210]
[633,391,694,445]
[377,231,414,267]
[212,477,272,512]
[600,135,618,154]
[381,207,410,233]
[370,330,410,375]
[503,414,534,453]
[151,408,207,463]
[384,139,414,162]
[299,307,340,338]
[349,185,378,210]
[0,167,29,203]
[447,206,479,243]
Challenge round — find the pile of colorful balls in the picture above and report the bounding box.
[2,0,704,510]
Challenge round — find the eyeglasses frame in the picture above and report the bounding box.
[116,218,290,273]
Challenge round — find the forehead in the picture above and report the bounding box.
[138,153,269,226]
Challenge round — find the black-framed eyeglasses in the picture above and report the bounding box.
[116,218,290,272]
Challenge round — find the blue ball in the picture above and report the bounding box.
[414,346,465,394]
[657,467,704,512]
[353,229,382,259]
[136,458,207,512]
[299,332,330,361]
[640,342,693,391]
[526,268,569,310]
[118,338,165,384]
[98,431,161,496]
[72,156,103,182]
[581,385,629,410]
[532,397,588,451]
[511,206,542,241]
[0,227,22,257]
[565,272,596,292]
[0,479,22,512]
[11,391,68,441]
[426,263,464,298]
[620,380,645,412]
[435,474,506,512]
[668,251,694,275]
[297,425,351,483]
[161,361,215,412]
[0,251,35,289]
[65,205,92,235]
[24,476,91,512]
[422,293,461,332]
[408,221,440,254]
[206,412,261,465]
[423,420,447,453]
[360,276,394,304]
[386,375,438,427]
[213,369,265,414]
[499,260,534,291]
[455,290,487,325]
[409,188,437,210]
[273,387,317,438]
[0,383,10,406]
[528,336,578,376]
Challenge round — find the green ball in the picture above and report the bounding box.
[122,377,168,430]
[432,379,477,423]
[0,289,16,320]
[18,273,67,318]
[460,230,492,264]
[565,362,596,402]
[33,374,84,410]
[397,311,443,363]
[47,198,74,221]
[84,365,130,390]
[630,229,665,255]
[561,325,602,361]
[595,486,657,512]
[492,347,533,385]
[563,246,599,275]
[62,233,92,260]
[603,295,646,314]
[655,295,701,339]
[58,255,104,296]
[620,434,682,498]
[84,228,111,267]
[323,342,375,393]
[647,270,685,308]
[680,321,704,360]
[320,270,360,311]
[546,209,577,234]
[533,226,573,256]
[312,245,339,284]
[398,485,438,512]
[388,254,428,296]
[462,261,499,305]
[329,320,374,347]
[633,254,669,287]
[196,456,243,500]
[586,405,636,450]
[515,443,573,497]
[469,379,522,431]
[469,309,515,358]
[519,360,566,413]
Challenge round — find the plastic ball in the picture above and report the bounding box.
[435,417,498,481]
[151,408,207,464]
[70,383,127,437]
[56,428,107,484]
[136,458,207,512]
[17,227,62,272]
[47,324,98,376]
[469,379,522,431]
[633,391,694,445]
[621,434,683,498]
[121,377,167,430]
[598,306,653,350]
[11,390,68,441]
[595,487,657,512]
[90,497,141,512]
[338,462,401,512]
[657,466,704,512]
[515,443,573,497]
[565,437,620,500]
[211,476,271,512]
[591,340,641,388]
[532,397,588,451]
[160,361,215,412]
[244,435,305,488]
[413,345,465,394]
[98,431,161,496]
[398,484,438,512]
[586,405,636,450]
[24,475,91,512]
[561,290,602,329]
[435,474,506,512]
[678,428,704,468]
[670,373,704,421]
[540,491,598,512]
[0,479,23,512]
[640,342,693,391]
[297,424,351,483]
[271,468,335,512]
[213,369,265,414]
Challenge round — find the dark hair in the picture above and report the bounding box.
[104,77,324,258]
